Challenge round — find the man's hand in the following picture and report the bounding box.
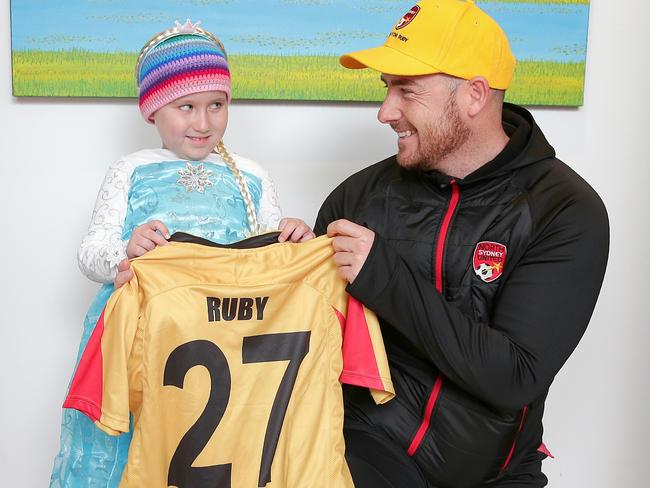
[126,220,170,258]
[278,218,316,243]
[326,219,375,283]
[114,259,133,289]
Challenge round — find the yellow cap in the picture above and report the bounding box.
[340,0,515,89]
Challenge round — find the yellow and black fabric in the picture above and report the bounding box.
[64,233,394,488]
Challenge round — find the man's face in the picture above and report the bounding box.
[151,90,229,161]
[378,73,470,172]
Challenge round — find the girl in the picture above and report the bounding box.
[50,20,313,487]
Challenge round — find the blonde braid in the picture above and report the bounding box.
[215,141,260,236]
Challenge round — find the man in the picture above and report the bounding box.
[315,0,609,487]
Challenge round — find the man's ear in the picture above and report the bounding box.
[465,76,491,117]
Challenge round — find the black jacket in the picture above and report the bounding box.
[315,104,609,487]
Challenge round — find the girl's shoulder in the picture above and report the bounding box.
[117,148,179,165]
[108,149,271,181]
[206,151,270,179]
[106,148,191,178]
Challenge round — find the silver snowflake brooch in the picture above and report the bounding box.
[177,162,214,193]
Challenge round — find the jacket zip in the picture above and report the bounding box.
[434,181,460,294]
[407,180,460,457]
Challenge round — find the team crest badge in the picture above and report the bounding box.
[473,241,507,283]
[395,5,421,30]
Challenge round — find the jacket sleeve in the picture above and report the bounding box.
[345,191,609,411]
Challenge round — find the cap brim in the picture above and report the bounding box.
[339,45,442,76]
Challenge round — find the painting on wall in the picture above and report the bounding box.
[10,0,590,106]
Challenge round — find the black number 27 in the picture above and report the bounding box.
[163,331,311,488]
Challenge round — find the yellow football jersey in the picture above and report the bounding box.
[65,234,394,488]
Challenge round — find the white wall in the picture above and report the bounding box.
[1,0,648,486]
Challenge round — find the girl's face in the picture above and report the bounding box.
[151,90,229,161]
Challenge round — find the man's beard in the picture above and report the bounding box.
[396,94,471,172]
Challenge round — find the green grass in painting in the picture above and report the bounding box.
[12,50,585,106]
[508,60,585,106]
[12,50,137,97]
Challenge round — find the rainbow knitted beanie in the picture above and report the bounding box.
[136,22,231,122]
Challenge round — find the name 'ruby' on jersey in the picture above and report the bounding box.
[64,235,394,488]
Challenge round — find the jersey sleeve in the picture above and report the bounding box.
[63,273,142,435]
[335,296,394,405]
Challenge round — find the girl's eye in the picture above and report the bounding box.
[179,104,192,111]
[211,102,222,109]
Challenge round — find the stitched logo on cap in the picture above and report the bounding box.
[395,5,421,30]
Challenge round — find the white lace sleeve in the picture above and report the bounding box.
[257,169,282,232]
[77,159,132,283]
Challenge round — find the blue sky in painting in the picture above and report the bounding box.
[11,1,589,62]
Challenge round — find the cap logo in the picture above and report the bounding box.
[473,241,507,283]
[395,5,421,30]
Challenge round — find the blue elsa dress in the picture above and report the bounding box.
[50,158,265,487]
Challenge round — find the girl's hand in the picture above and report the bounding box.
[277,218,316,243]
[114,259,133,289]
[126,220,171,258]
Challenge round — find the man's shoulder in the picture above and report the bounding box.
[315,155,401,232]
[520,157,603,204]
[516,156,608,233]
[334,155,401,192]
[325,155,407,210]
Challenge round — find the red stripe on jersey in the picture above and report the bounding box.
[333,307,346,335]
[337,297,386,391]
[63,308,106,422]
